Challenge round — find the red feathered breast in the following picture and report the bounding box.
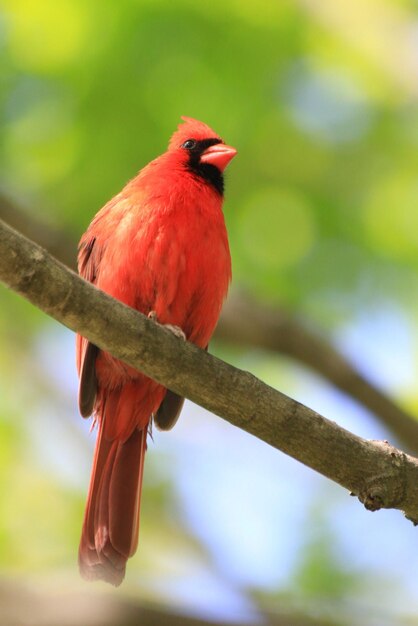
[95,165,231,350]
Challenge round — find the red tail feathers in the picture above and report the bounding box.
[78,420,147,586]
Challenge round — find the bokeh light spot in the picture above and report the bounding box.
[283,62,373,143]
[364,173,418,261]
[237,187,316,270]
[4,102,79,187]
[4,0,88,72]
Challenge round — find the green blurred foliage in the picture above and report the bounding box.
[2,0,418,323]
[0,0,418,332]
[1,0,418,623]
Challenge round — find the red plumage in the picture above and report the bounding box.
[76,117,236,585]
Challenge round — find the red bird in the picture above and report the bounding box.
[76,117,236,585]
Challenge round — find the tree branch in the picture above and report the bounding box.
[2,191,417,454]
[1,217,418,524]
[218,294,418,454]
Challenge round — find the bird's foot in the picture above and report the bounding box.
[164,324,186,340]
[147,311,186,340]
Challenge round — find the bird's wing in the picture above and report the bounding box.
[154,391,185,431]
[154,346,208,430]
[77,235,105,417]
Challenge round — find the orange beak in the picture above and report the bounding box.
[200,143,237,172]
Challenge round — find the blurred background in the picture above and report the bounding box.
[1,0,418,624]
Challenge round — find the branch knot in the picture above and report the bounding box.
[358,440,407,512]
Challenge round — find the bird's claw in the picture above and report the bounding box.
[147,311,186,340]
[164,324,186,340]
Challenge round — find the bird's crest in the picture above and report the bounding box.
[168,116,221,149]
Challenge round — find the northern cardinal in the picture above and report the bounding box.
[76,117,236,585]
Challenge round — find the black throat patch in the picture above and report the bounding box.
[186,138,224,196]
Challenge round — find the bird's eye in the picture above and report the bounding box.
[182,139,197,150]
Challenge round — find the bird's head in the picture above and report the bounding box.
[168,117,237,195]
